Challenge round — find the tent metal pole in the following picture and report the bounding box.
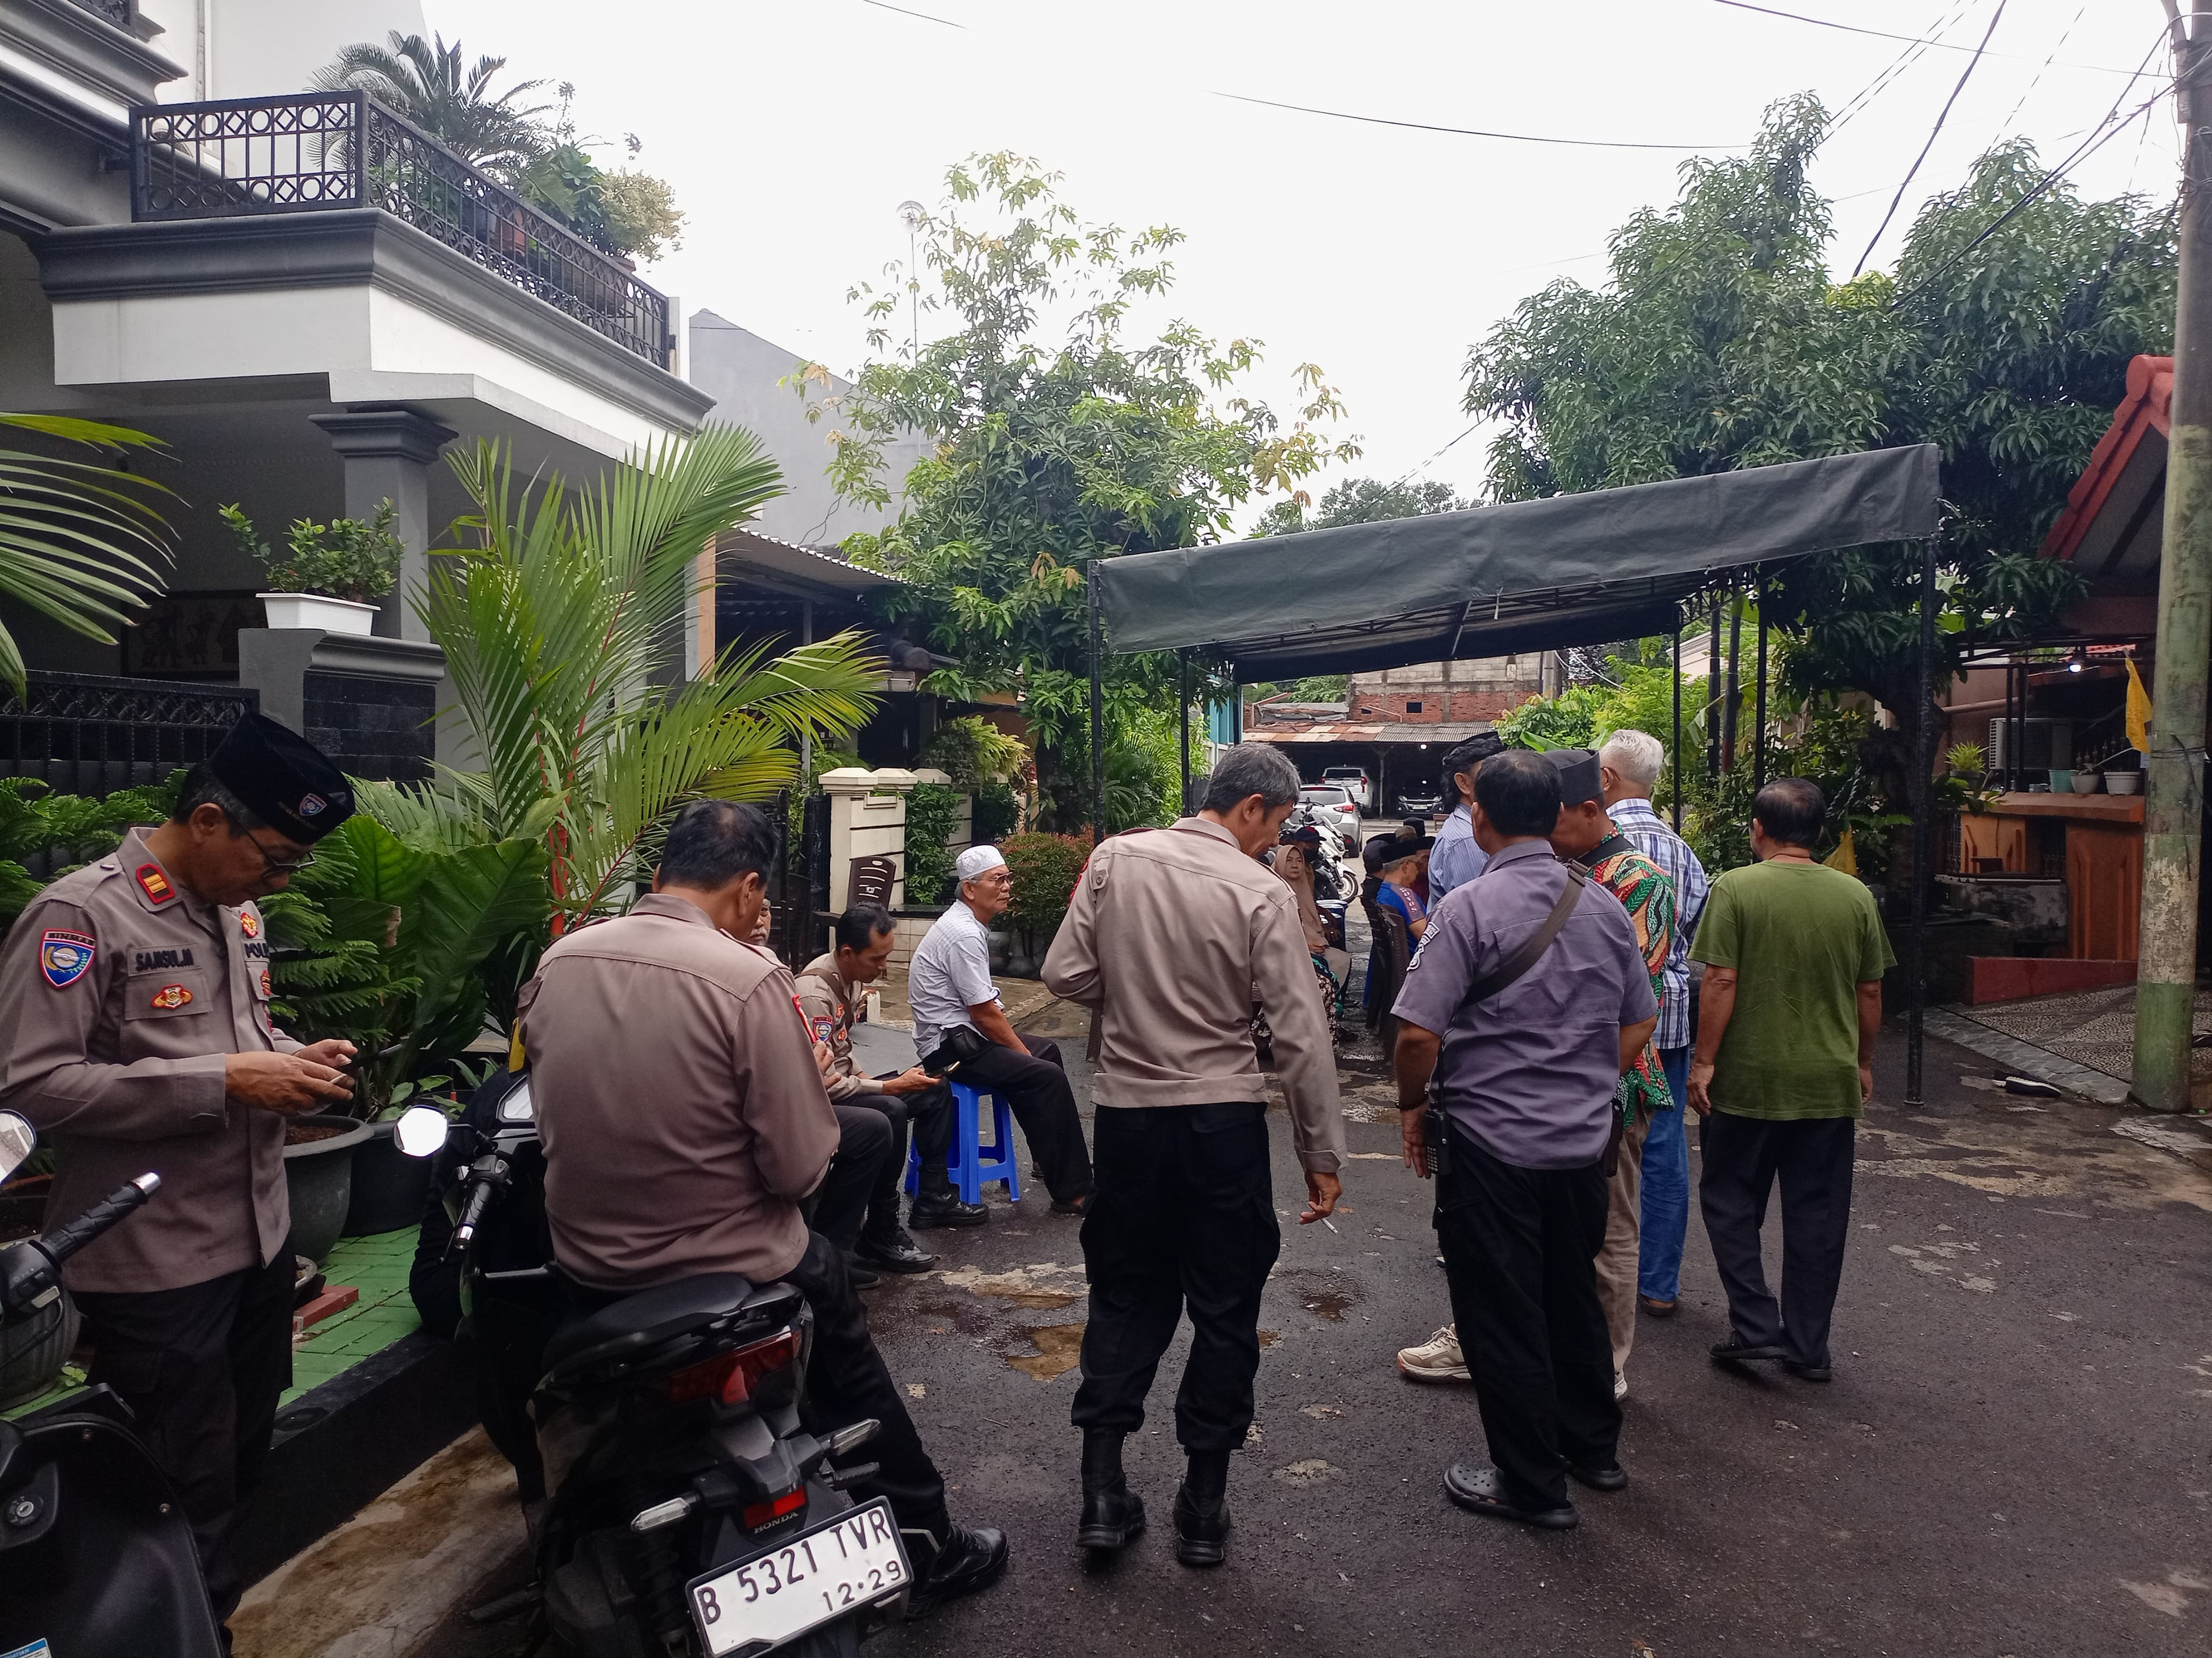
[1706,592,1722,782]
[1671,621,1683,833]
[1753,582,1769,794]
[1722,587,1743,772]
[1178,650,1192,814]
[1906,528,1940,1108]
[1088,568,1105,844]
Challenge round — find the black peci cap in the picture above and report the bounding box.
[1363,834,1433,874]
[1543,747,1605,806]
[207,712,355,843]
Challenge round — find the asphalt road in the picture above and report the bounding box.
[416,1020,2212,1658]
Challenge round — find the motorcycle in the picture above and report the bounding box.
[396,1076,904,1658]
[0,1110,226,1658]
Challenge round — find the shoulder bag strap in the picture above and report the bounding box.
[1458,861,1590,1011]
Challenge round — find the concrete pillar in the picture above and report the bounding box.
[307,407,459,644]
[820,768,917,910]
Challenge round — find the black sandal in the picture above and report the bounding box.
[1442,1460,1577,1529]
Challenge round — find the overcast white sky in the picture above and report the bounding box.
[434,0,2176,529]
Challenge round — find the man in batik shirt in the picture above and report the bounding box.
[1544,749,1677,1402]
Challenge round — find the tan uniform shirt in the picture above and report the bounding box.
[517,893,840,1292]
[1042,817,1345,1175]
[792,953,880,1102]
[0,827,298,1293]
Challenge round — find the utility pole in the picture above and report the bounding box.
[2133,1,2212,1114]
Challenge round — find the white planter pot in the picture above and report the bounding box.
[257,593,380,635]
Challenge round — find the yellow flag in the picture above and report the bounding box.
[2127,657,2152,753]
[1823,829,1857,877]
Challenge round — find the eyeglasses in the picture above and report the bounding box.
[242,826,315,877]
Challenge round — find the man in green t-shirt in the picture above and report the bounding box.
[1688,776,1893,1382]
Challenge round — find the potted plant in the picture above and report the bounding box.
[221,499,405,635]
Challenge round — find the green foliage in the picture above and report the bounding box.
[261,810,551,1117]
[421,429,881,929]
[917,715,1028,789]
[1497,684,1613,751]
[1675,701,1905,876]
[316,36,682,262]
[1465,95,2172,742]
[0,414,175,702]
[315,32,550,176]
[0,771,181,932]
[1249,475,1470,537]
[798,152,1356,828]
[222,500,403,604]
[973,780,1021,843]
[903,782,961,907]
[1000,831,1091,956]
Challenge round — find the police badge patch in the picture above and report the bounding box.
[149,983,193,1011]
[811,1015,835,1044]
[40,929,95,988]
[238,908,261,938]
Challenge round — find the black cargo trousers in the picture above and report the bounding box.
[1070,1101,1279,1452]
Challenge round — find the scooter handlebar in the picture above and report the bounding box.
[39,1173,161,1266]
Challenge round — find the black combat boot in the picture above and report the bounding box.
[909,1166,986,1230]
[1173,1449,1232,1568]
[1075,1429,1146,1551]
[904,1522,1010,1619]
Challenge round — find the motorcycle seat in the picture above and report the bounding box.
[542,1273,801,1380]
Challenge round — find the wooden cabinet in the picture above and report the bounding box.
[2066,822,2143,960]
[1958,811,2030,872]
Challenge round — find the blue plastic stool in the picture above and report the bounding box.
[904,1081,1021,1205]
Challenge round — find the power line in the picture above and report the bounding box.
[1853,0,2009,277]
[1706,0,2147,77]
[857,0,965,24]
[1830,0,1977,136]
[1209,91,1742,151]
[1995,0,2089,141]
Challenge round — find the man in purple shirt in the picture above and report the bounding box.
[1393,748,1658,1530]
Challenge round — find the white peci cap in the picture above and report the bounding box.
[954,845,1008,882]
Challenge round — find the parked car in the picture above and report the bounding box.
[1397,786,1444,817]
[1321,766,1372,812]
[1298,784,1362,847]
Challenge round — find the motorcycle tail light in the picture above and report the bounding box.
[665,1327,803,1405]
[742,1488,807,1530]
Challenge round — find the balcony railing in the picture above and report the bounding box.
[67,0,133,26]
[130,91,673,366]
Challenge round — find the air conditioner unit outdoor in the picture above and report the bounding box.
[1987,717,2074,771]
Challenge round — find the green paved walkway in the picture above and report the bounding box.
[2,1226,425,1418]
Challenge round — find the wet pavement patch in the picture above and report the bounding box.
[1005,1323,1085,1381]
[1272,1459,1339,1487]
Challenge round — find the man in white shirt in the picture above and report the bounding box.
[908,844,1093,1216]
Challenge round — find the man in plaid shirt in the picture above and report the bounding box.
[1598,731,1710,1320]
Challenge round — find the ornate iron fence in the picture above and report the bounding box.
[131,92,673,365]
[1,672,257,798]
[66,0,134,26]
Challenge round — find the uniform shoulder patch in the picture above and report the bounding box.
[238,907,261,939]
[135,863,175,905]
[39,929,96,988]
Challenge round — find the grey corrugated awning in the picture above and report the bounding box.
[1093,445,1941,679]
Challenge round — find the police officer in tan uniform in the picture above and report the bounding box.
[794,904,981,1276]
[0,712,359,1632]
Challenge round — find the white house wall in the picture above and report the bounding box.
[137,0,428,102]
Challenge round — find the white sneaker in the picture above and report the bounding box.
[1614,1371,1629,1401]
[1397,1324,1470,1383]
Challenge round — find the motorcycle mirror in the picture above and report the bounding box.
[392,1105,451,1159]
[0,1112,33,1184]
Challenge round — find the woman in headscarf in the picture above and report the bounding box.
[1268,832,1344,1045]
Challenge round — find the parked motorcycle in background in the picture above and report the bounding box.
[0,1110,225,1657]
[397,1079,903,1657]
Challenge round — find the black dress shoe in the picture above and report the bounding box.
[1173,1450,1232,1567]
[841,1252,881,1290]
[904,1523,1009,1619]
[1710,1339,1788,1364]
[1442,1460,1577,1529]
[1076,1429,1146,1551]
[1784,1359,1833,1383]
[909,1192,988,1230]
[1050,1192,1091,1217]
[856,1228,936,1274]
[1568,1463,1629,1493]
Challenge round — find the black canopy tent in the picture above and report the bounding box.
[1085,443,1947,1100]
